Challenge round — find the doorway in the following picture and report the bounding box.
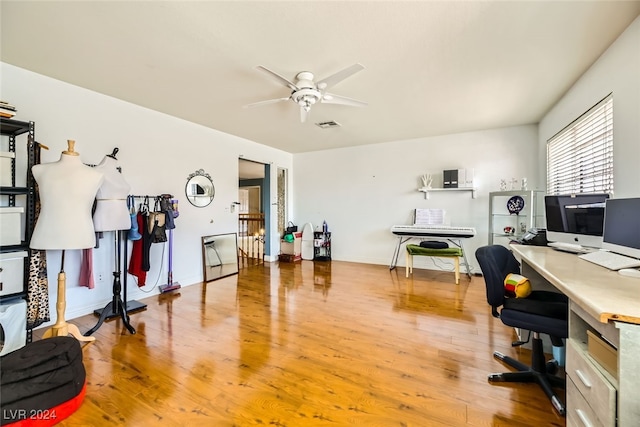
[276,167,288,238]
[238,159,268,268]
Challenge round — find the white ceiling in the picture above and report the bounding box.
[2,1,639,154]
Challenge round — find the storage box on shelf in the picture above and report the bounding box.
[1,151,16,186]
[0,251,28,297]
[0,206,24,246]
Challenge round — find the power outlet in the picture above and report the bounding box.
[97,272,104,282]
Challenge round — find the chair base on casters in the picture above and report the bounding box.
[488,335,566,416]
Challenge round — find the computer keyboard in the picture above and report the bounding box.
[548,242,596,254]
[390,224,476,237]
[578,250,640,270]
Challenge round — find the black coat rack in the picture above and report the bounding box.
[84,193,172,336]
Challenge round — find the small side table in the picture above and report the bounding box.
[313,232,331,261]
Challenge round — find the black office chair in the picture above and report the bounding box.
[475,245,568,416]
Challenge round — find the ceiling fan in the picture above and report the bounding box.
[244,63,367,123]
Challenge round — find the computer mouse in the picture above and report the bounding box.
[617,268,640,278]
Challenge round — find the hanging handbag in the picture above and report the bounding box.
[148,198,167,243]
[159,194,175,230]
[286,221,298,233]
[127,195,142,241]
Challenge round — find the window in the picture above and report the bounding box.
[547,94,613,195]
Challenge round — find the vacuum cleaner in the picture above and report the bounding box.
[159,198,181,293]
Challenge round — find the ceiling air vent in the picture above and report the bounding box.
[315,121,341,129]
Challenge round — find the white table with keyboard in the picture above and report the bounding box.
[510,244,640,426]
[389,225,476,275]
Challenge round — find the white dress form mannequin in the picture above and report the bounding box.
[92,154,131,232]
[85,151,139,336]
[30,140,104,342]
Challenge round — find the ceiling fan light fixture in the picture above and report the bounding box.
[246,64,367,123]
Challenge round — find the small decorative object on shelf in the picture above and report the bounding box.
[421,174,433,189]
[507,195,525,215]
[500,179,507,191]
[0,100,17,119]
[510,178,518,190]
[521,177,528,190]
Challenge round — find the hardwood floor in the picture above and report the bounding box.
[36,261,565,426]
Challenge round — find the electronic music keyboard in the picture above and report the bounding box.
[390,224,476,238]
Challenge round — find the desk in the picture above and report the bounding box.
[510,244,640,426]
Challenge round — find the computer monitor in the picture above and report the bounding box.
[601,198,640,260]
[545,193,609,248]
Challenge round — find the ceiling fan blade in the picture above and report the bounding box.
[256,65,299,91]
[243,97,290,108]
[316,63,364,90]
[321,93,368,107]
[300,106,309,123]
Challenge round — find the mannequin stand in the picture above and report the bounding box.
[43,251,95,342]
[85,231,146,336]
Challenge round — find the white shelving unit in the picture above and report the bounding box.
[1,117,39,346]
[488,190,545,245]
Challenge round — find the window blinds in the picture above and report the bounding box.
[547,94,613,195]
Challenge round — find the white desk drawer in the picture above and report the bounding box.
[567,377,604,427]
[567,339,616,426]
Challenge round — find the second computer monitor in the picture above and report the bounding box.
[601,197,640,260]
[545,193,610,248]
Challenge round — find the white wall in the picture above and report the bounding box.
[293,125,540,273]
[1,63,292,322]
[539,15,640,198]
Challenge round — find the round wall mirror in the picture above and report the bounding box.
[186,169,215,207]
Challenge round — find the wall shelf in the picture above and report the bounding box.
[418,187,477,200]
